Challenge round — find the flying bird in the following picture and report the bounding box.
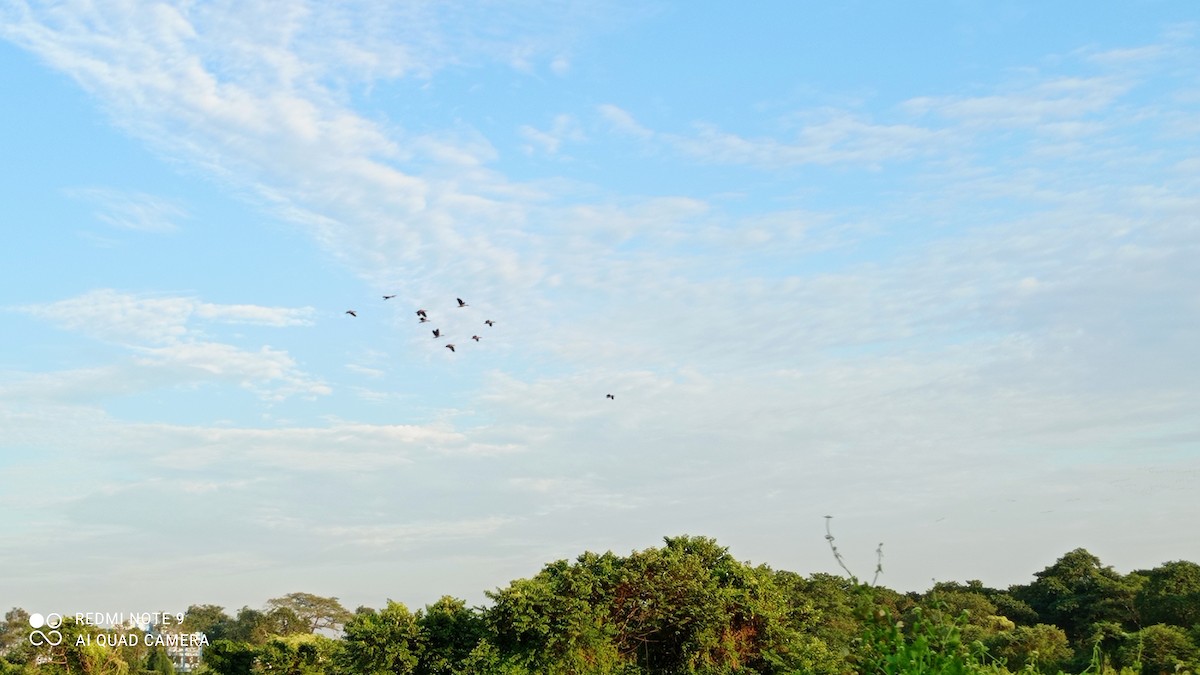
[383,295,396,300]
[432,329,441,338]
[484,319,495,327]
[445,344,456,352]
[471,335,481,342]
[416,309,427,318]
[606,394,614,400]
[457,298,468,307]
[345,310,357,317]
[419,317,430,323]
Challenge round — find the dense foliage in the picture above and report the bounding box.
[2,538,1198,674]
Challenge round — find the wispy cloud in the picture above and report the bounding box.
[519,114,584,155]
[309,516,514,549]
[902,76,1128,130]
[9,290,323,402]
[598,103,654,139]
[64,187,187,232]
[17,289,314,345]
[685,116,943,167]
[601,103,943,167]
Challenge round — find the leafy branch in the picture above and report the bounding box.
[824,515,884,587]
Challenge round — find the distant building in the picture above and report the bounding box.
[140,626,206,673]
[165,634,204,673]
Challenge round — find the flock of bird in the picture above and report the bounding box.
[346,296,492,355]
[343,296,614,400]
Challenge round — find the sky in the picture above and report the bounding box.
[1,1,1198,619]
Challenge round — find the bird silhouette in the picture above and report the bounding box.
[432,329,441,338]
[606,394,614,400]
[484,319,495,327]
[416,309,427,318]
[457,298,468,307]
[471,335,481,342]
[445,344,456,352]
[383,295,396,300]
[345,310,357,317]
[419,317,430,323]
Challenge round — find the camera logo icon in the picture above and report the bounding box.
[28,613,64,647]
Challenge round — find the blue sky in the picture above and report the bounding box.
[2,1,1198,617]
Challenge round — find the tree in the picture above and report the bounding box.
[181,604,231,639]
[1115,623,1200,674]
[486,552,623,673]
[252,634,340,675]
[222,606,306,644]
[989,593,1039,626]
[416,596,487,675]
[338,601,422,674]
[853,605,985,675]
[987,623,1072,673]
[1083,620,1128,672]
[1135,560,1200,628]
[0,608,35,669]
[204,639,256,675]
[0,608,31,652]
[266,593,354,634]
[146,645,176,674]
[27,616,132,675]
[486,535,839,674]
[782,572,861,669]
[1011,548,1142,642]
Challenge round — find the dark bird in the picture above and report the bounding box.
[471,335,481,342]
[457,297,468,307]
[383,295,396,300]
[419,316,430,323]
[345,310,357,317]
[416,309,427,318]
[606,394,614,400]
[445,344,456,352]
[484,319,495,327]
[432,329,441,338]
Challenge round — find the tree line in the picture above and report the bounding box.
[2,536,1198,674]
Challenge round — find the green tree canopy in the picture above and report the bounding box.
[221,606,306,645]
[1011,548,1141,642]
[1117,623,1200,674]
[987,623,1072,673]
[145,645,175,674]
[416,596,488,675]
[252,634,340,675]
[338,601,422,675]
[203,639,256,675]
[266,593,354,635]
[1134,560,1200,629]
[486,535,841,674]
[181,604,231,639]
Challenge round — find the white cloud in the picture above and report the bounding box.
[17,289,314,345]
[345,363,385,378]
[65,187,186,232]
[599,103,654,139]
[134,342,331,400]
[601,104,944,168]
[148,422,463,471]
[903,76,1129,130]
[686,117,942,167]
[193,302,315,327]
[309,517,514,548]
[19,290,195,345]
[9,290,323,402]
[519,114,584,155]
